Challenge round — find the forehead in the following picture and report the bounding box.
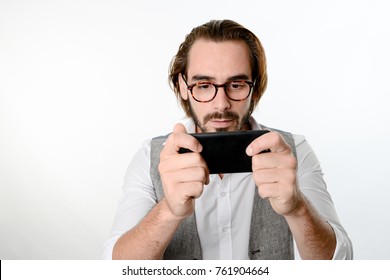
[187,39,251,80]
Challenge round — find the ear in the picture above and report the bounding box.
[178,74,189,100]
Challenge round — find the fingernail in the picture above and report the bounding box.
[246,146,253,156]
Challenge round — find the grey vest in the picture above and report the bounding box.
[150,126,296,260]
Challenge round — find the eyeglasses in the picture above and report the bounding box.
[183,77,255,103]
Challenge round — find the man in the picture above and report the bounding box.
[103,20,353,260]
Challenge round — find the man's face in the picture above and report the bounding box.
[180,39,253,133]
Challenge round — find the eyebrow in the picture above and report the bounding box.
[190,74,251,83]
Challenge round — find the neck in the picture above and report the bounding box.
[241,121,252,131]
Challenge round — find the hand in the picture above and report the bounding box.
[158,123,210,220]
[246,131,302,216]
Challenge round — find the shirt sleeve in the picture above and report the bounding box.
[102,139,156,260]
[293,134,353,260]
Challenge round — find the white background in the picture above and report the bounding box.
[0,0,389,260]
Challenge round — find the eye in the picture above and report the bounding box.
[195,82,213,91]
[228,81,246,90]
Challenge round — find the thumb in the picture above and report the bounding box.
[171,123,202,153]
[173,123,188,134]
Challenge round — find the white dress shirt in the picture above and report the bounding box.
[103,117,353,259]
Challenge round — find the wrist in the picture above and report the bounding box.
[159,198,186,224]
[284,192,308,218]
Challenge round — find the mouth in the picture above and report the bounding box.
[200,111,241,132]
[208,118,236,128]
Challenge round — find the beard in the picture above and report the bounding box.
[189,103,251,133]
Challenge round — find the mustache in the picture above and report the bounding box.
[203,111,239,124]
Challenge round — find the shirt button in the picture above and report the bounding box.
[220,192,227,197]
[222,227,229,232]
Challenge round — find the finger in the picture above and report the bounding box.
[173,123,187,134]
[160,152,206,170]
[178,167,209,185]
[253,168,296,186]
[256,183,294,205]
[256,182,279,199]
[162,123,202,156]
[252,169,279,185]
[163,181,205,218]
[159,152,210,183]
[160,160,209,184]
[162,174,206,201]
[252,152,297,170]
[173,181,206,199]
[172,123,203,152]
[246,131,291,156]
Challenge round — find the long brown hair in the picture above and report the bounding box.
[169,19,268,117]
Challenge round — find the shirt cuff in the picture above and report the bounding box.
[330,222,353,260]
[293,222,353,260]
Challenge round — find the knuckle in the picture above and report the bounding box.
[170,131,178,142]
[193,166,206,179]
[285,155,297,168]
[284,168,297,183]
[251,154,265,169]
[269,131,281,143]
[158,157,173,172]
[190,182,204,198]
[192,152,202,161]
[282,184,295,200]
[251,155,259,167]
[193,153,207,167]
[253,170,265,185]
[257,184,268,199]
[169,131,184,147]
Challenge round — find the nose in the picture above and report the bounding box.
[212,86,231,112]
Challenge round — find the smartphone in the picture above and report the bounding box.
[178,130,269,174]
